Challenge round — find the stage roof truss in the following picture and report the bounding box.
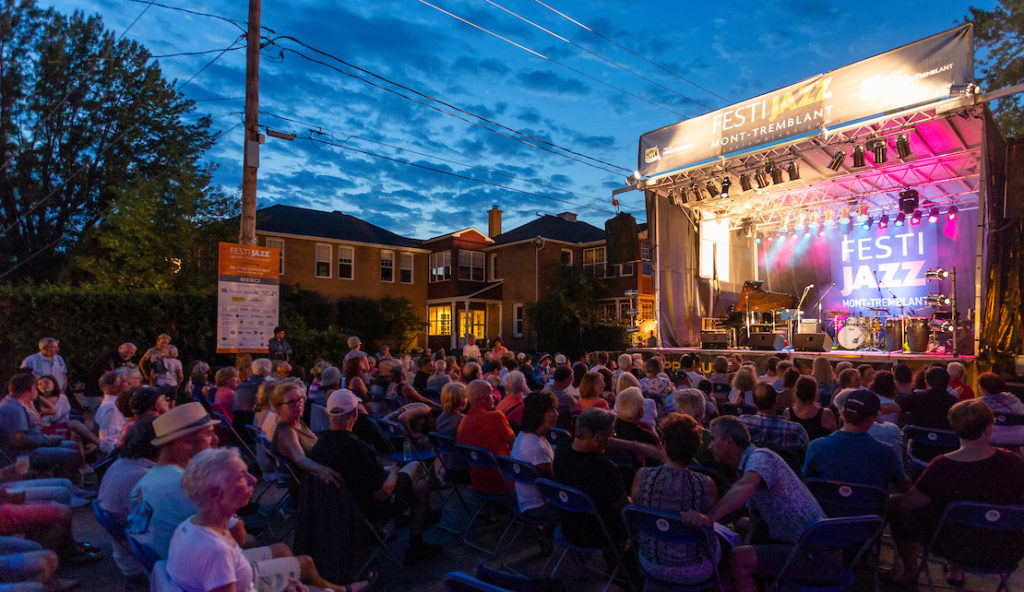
[646,105,984,233]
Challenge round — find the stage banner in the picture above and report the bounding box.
[217,242,280,354]
[638,25,972,177]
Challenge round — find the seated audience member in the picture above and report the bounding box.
[614,387,659,447]
[387,366,440,411]
[976,372,1024,447]
[233,358,272,431]
[309,390,441,565]
[0,373,80,481]
[883,366,956,462]
[729,366,757,407]
[632,413,720,585]
[342,357,369,404]
[456,380,514,495]
[35,375,99,450]
[892,364,915,399]
[0,534,77,591]
[413,356,433,394]
[96,370,127,455]
[211,366,240,418]
[888,400,1024,588]
[680,354,705,387]
[169,447,362,592]
[802,390,906,489]
[578,372,610,412]
[496,371,528,430]
[253,379,277,438]
[682,417,833,592]
[426,359,451,394]
[275,361,292,380]
[740,383,809,453]
[867,370,898,423]
[812,357,838,406]
[775,369,800,410]
[857,364,875,388]
[947,361,975,401]
[119,386,170,445]
[639,358,672,417]
[435,382,469,480]
[97,418,159,583]
[831,367,863,410]
[186,361,214,412]
[548,366,578,431]
[758,357,779,385]
[269,379,340,496]
[509,392,559,525]
[784,376,836,441]
[126,402,245,559]
[612,353,633,387]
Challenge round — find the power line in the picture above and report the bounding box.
[277,42,628,176]
[480,0,714,111]
[531,0,730,104]
[123,0,247,32]
[300,134,618,216]
[415,0,686,117]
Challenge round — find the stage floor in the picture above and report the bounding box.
[633,346,975,370]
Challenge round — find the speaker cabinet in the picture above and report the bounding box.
[793,333,833,352]
[700,332,730,349]
[605,213,640,265]
[748,333,785,351]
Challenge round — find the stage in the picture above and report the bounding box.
[632,346,977,374]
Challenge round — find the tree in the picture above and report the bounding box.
[526,267,627,353]
[336,296,426,353]
[967,0,1024,135]
[0,1,217,280]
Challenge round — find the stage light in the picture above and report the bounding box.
[871,139,888,164]
[739,173,752,192]
[720,177,731,198]
[928,206,939,223]
[626,171,640,185]
[824,210,836,227]
[856,204,869,222]
[894,212,906,227]
[790,232,798,240]
[929,319,953,331]
[755,169,769,189]
[899,188,919,214]
[852,145,866,167]
[926,294,951,307]
[879,214,889,229]
[949,82,977,96]
[769,164,784,185]
[818,229,826,237]
[947,205,958,220]
[809,215,820,229]
[910,209,923,225]
[925,268,949,280]
[795,212,806,231]
[766,235,774,242]
[705,179,718,197]
[896,134,912,159]
[690,182,703,201]
[862,216,873,230]
[779,213,790,233]
[754,233,763,244]
[827,150,846,171]
[839,207,851,225]
[668,190,680,206]
[786,161,800,181]
[804,230,811,238]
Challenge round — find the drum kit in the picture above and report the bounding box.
[826,309,968,353]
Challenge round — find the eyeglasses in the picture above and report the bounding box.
[283,397,304,407]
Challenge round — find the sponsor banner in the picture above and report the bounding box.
[639,25,972,176]
[217,242,280,354]
[831,225,936,311]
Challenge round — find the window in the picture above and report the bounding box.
[400,253,413,284]
[266,238,285,275]
[620,262,634,276]
[601,302,617,323]
[430,251,451,282]
[513,304,524,338]
[641,242,652,276]
[490,253,499,280]
[583,247,607,277]
[641,302,654,320]
[458,250,485,281]
[460,310,485,341]
[428,305,452,336]
[380,250,394,282]
[315,244,331,278]
[337,246,353,280]
[560,249,573,267]
[619,300,631,322]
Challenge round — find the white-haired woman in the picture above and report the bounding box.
[496,370,528,429]
[168,447,374,592]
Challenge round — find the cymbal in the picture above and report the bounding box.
[868,307,889,312]
[824,310,847,316]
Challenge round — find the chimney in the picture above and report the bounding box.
[488,204,503,237]
[557,211,577,222]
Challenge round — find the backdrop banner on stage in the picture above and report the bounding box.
[638,25,972,177]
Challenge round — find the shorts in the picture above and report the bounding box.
[367,472,415,522]
[0,503,65,536]
[753,544,841,584]
[242,547,301,592]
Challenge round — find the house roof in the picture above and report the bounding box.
[491,214,605,246]
[256,204,423,249]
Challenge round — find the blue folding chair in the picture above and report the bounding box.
[917,501,1024,592]
[769,515,884,592]
[443,571,514,592]
[212,410,259,464]
[903,426,958,478]
[92,499,127,544]
[534,478,627,592]
[126,535,160,573]
[495,455,550,570]
[455,444,513,557]
[429,431,472,534]
[545,428,572,449]
[805,479,887,518]
[621,505,722,591]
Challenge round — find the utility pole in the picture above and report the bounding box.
[239,0,261,246]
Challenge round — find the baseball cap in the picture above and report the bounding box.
[844,389,881,417]
[320,366,341,388]
[326,389,360,415]
[554,354,566,365]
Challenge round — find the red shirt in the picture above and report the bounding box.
[456,408,513,495]
[496,396,524,427]
[950,380,975,401]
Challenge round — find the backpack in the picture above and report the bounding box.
[152,356,168,377]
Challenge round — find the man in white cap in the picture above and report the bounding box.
[125,402,248,559]
[309,389,441,565]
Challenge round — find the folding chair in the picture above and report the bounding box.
[92,499,127,544]
[545,428,572,449]
[455,444,514,557]
[903,426,958,478]
[429,431,472,534]
[534,478,628,592]
[443,571,514,592]
[917,501,1024,592]
[768,515,884,592]
[212,410,259,465]
[805,479,887,518]
[494,455,550,570]
[621,505,722,591]
[247,426,299,541]
[719,403,756,416]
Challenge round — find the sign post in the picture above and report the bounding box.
[217,242,279,354]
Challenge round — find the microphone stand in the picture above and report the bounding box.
[877,276,907,353]
[813,283,836,324]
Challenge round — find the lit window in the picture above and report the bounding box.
[583,247,607,277]
[601,302,617,323]
[428,305,452,336]
[619,300,631,321]
[430,251,451,282]
[315,244,331,278]
[560,249,573,266]
[266,238,285,275]
[641,302,654,320]
[380,250,394,282]
[400,253,413,283]
[458,250,485,281]
[338,246,353,280]
[513,304,524,337]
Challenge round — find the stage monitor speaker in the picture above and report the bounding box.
[748,333,785,351]
[605,213,640,265]
[794,333,833,352]
[700,332,730,349]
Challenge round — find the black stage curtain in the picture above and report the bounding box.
[648,191,702,347]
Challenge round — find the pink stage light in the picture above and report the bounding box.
[818,229,826,237]
[928,206,939,223]
[910,210,923,225]
[948,205,958,220]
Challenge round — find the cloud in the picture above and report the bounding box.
[515,70,590,96]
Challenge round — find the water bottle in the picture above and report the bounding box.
[403,440,413,461]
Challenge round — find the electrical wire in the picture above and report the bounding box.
[531,0,730,104]
[415,0,687,117]
[480,0,713,111]
[123,0,247,32]
[300,134,618,215]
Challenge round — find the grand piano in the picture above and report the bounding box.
[736,281,798,313]
[719,282,798,345]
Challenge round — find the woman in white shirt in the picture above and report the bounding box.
[510,392,559,522]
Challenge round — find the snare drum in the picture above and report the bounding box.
[906,317,931,353]
[837,324,868,350]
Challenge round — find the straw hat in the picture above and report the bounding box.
[151,402,219,447]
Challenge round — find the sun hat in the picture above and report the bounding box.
[151,402,219,446]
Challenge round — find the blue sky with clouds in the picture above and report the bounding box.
[50,0,993,238]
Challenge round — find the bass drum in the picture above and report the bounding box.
[906,317,931,353]
[837,325,868,350]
